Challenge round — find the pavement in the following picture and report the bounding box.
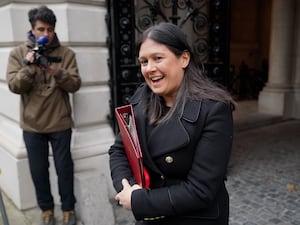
[1,100,300,225]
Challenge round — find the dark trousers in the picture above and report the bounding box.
[23,129,76,211]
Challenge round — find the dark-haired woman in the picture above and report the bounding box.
[109,22,235,225]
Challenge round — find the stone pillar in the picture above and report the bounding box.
[0,1,116,214]
[258,0,296,115]
[284,0,300,118]
[294,2,300,89]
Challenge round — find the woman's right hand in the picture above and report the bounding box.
[115,178,142,210]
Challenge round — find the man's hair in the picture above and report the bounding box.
[28,5,56,28]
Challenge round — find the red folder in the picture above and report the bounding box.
[115,104,150,189]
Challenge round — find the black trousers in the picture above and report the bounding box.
[23,128,76,211]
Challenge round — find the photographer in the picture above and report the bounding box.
[6,5,81,225]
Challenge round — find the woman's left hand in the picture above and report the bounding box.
[115,178,142,210]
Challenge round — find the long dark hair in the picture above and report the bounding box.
[137,22,235,124]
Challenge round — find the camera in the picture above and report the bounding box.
[24,36,62,68]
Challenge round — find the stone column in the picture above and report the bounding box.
[284,0,300,118]
[294,2,300,88]
[258,0,296,115]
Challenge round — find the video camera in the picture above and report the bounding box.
[24,36,62,68]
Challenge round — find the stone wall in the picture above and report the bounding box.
[0,1,116,218]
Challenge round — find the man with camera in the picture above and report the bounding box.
[6,5,81,225]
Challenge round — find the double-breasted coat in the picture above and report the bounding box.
[109,83,234,225]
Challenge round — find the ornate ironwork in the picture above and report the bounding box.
[135,0,230,84]
[106,0,231,132]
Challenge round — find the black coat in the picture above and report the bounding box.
[109,84,233,225]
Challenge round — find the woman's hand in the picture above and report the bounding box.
[115,178,142,210]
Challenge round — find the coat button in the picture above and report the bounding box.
[165,156,174,163]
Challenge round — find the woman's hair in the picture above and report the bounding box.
[28,5,56,28]
[136,22,236,125]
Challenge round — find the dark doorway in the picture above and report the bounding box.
[229,0,271,100]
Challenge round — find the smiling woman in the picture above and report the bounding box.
[109,22,236,225]
[138,39,190,107]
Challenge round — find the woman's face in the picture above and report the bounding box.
[138,39,190,107]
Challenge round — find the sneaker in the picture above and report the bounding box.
[41,210,55,225]
[62,210,76,225]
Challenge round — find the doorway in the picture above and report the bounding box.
[229,0,272,100]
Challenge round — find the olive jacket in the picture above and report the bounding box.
[109,83,234,225]
[6,32,81,133]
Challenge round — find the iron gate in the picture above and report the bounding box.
[106,0,231,132]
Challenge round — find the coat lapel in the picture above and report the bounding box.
[147,114,189,157]
[130,84,202,174]
[132,100,162,174]
[147,100,202,158]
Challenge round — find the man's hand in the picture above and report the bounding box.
[115,178,142,210]
[24,51,37,75]
[46,62,61,77]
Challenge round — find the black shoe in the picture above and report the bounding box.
[62,210,76,225]
[41,210,55,225]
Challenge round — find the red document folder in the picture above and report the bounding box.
[115,104,150,189]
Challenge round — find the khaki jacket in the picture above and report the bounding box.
[6,33,81,133]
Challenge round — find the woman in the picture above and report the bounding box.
[109,22,235,225]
